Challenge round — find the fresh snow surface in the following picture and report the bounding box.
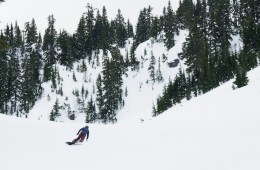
[1,66,260,170]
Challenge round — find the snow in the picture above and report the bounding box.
[1,1,260,169]
[1,66,260,170]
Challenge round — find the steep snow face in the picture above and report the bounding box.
[15,28,243,124]
[0,0,181,33]
[118,30,189,123]
[0,66,260,170]
[27,30,188,123]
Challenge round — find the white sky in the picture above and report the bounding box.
[0,0,180,34]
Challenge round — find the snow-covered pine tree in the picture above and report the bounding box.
[50,98,61,121]
[43,15,58,82]
[148,52,155,82]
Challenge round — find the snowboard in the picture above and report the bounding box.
[65,141,82,145]
[65,141,74,145]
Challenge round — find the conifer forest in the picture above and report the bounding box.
[0,0,259,123]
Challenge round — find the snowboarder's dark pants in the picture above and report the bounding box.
[72,133,86,144]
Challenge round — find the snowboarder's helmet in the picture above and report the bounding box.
[85,125,89,129]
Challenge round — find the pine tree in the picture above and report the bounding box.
[57,30,73,68]
[240,0,259,68]
[8,23,23,115]
[96,74,103,116]
[215,0,234,82]
[43,15,58,82]
[93,10,103,51]
[135,7,152,45]
[73,15,87,60]
[101,47,123,123]
[0,38,8,51]
[233,65,249,88]
[0,32,9,114]
[85,3,95,59]
[126,19,134,38]
[100,54,111,123]
[231,0,240,35]
[101,6,110,53]
[163,1,177,49]
[50,98,60,121]
[183,22,207,79]
[152,102,157,117]
[115,9,127,47]
[19,19,43,115]
[240,0,259,53]
[148,52,156,82]
[156,57,164,82]
[150,16,161,40]
[85,96,96,123]
[180,0,194,29]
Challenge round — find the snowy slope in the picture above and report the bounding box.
[0,66,260,170]
[24,28,188,123]
[1,1,259,169]
[1,0,242,124]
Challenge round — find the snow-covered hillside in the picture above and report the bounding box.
[0,0,243,123]
[1,1,259,169]
[26,30,189,123]
[1,65,260,170]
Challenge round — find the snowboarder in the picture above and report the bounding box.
[70,125,89,144]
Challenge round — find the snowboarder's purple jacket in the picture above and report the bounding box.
[77,127,89,139]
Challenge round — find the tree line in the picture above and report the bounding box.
[153,0,259,116]
[0,0,259,121]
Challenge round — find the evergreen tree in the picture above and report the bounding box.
[126,19,134,38]
[240,0,259,68]
[163,1,177,49]
[50,98,60,121]
[57,30,73,68]
[183,21,209,91]
[101,47,123,123]
[231,0,240,34]
[85,96,96,123]
[156,57,164,82]
[180,0,194,29]
[85,3,95,59]
[135,7,152,45]
[240,0,259,53]
[93,10,103,51]
[115,9,127,47]
[150,16,161,40]
[96,74,103,117]
[0,0,6,49]
[148,52,156,82]
[233,65,249,88]
[43,15,58,82]
[0,32,9,114]
[20,19,43,115]
[8,23,23,115]
[215,0,234,82]
[101,6,110,53]
[73,15,87,60]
